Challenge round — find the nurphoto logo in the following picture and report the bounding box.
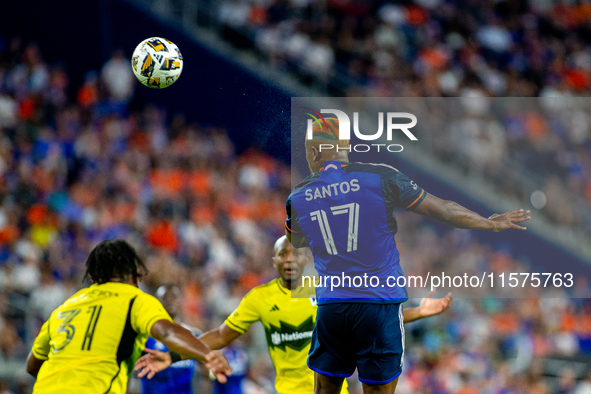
[305,108,418,153]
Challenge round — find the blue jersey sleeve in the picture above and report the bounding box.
[384,170,426,210]
[285,194,300,234]
[286,194,309,247]
[144,336,169,353]
[142,331,198,394]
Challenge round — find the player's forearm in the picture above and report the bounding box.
[151,320,211,363]
[437,200,494,230]
[199,329,229,350]
[402,307,422,323]
[200,324,241,350]
[413,194,495,230]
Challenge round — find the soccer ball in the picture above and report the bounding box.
[131,37,183,89]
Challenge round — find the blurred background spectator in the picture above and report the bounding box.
[199,0,591,240]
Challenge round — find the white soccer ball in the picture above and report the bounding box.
[131,37,183,89]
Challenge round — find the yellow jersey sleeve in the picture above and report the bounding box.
[225,291,261,334]
[31,319,51,360]
[131,292,173,336]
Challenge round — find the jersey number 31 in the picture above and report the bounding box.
[51,305,103,354]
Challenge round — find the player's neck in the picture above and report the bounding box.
[281,277,302,290]
[106,276,139,287]
[317,153,349,171]
[102,277,137,286]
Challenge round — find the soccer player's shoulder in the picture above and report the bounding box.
[244,278,283,299]
[132,287,164,306]
[292,172,323,193]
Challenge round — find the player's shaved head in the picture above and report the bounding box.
[156,284,182,300]
[274,235,290,255]
[305,117,350,173]
[156,284,182,319]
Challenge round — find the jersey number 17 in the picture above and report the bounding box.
[310,203,360,255]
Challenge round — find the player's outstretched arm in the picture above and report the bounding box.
[412,193,530,232]
[149,319,232,383]
[200,323,242,350]
[135,322,240,380]
[403,290,452,323]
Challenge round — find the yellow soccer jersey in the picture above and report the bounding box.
[225,278,348,394]
[31,282,172,394]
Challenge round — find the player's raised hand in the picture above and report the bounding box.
[135,348,172,379]
[418,290,452,318]
[205,350,232,384]
[488,209,531,232]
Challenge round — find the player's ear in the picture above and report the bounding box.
[311,146,320,162]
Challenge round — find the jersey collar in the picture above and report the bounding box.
[277,278,307,296]
[276,279,288,294]
[319,161,348,172]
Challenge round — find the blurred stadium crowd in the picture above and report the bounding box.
[0,2,591,393]
[213,0,591,239]
[217,0,591,96]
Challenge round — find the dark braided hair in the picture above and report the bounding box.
[84,239,148,284]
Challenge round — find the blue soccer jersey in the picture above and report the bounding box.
[140,325,200,394]
[212,346,248,394]
[286,161,426,304]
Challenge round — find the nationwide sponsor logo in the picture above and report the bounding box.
[265,316,315,351]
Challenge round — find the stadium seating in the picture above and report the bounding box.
[207,0,591,240]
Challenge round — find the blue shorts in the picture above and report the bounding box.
[308,303,404,385]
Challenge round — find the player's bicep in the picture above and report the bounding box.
[149,319,176,341]
[26,351,45,377]
[220,323,242,342]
